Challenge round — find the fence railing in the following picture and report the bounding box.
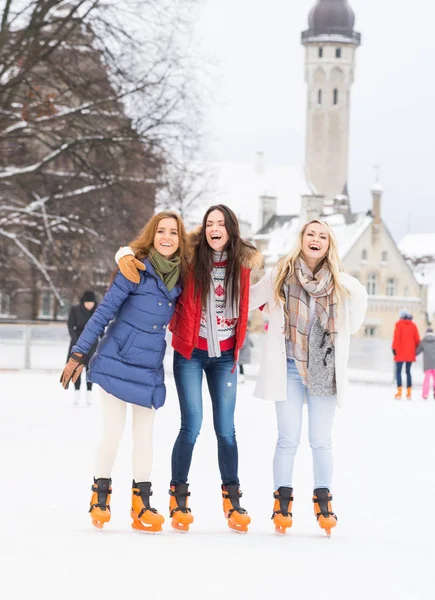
[0,322,409,376]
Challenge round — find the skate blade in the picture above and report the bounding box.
[228,521,248,534]
[132,522,162,535]
[171,521,190,533]
[92,520,105,530]
[274,525,289,535]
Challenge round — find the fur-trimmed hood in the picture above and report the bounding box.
[187,227,264,271]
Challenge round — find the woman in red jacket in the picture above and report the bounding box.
[392,310,420,399]
[116,205,263,533]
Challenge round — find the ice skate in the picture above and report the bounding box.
[272,486,293,535]
[89,477,112,530]
[222,485,251,533]
[394,386,402,400]
[169,484,194,532]
[406,387,412,400]
[86,390,92,407]
[73,390,80,406]
[313,488,337,537]
[131,481,164,534]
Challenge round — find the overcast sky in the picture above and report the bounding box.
[194,0,435,241]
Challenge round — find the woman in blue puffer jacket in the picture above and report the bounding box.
[60,211,187,533]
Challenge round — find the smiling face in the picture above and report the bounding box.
[153,217,179,258]
[301,222,330,268]
[205,209,229,252]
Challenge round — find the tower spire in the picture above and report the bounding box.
[301,0,361,210]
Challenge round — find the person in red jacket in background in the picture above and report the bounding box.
[392,310,420,400]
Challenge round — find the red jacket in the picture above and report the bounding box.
[392,319,420,362]
[169,235,263,365]
[170,266,251,364]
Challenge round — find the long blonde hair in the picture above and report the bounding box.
[274,219,346,303]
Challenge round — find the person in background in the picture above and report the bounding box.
[392,309,420,400]
[238,325,253,384]
[67,291,98,406]
[416,327,435,400]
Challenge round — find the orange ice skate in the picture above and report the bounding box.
[222,485,251,533]
[169,484,194,532]
[131,481,164,534]
[272,487,293,535]
[313,488,337,537]
[89,477,112,530]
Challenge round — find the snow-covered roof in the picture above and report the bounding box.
[398,233,435,320]
[412,264,435,321]
[398,233,435,260]
[196,161,314,233]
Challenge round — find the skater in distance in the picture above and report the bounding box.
[249,219,368,536]
[67,290,98,407]
[115,204,263,533]
[392,309,420,400]
[60,212,187,532]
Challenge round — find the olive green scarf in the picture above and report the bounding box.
[148,248,181,292]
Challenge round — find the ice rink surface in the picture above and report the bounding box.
[1,371,434,600]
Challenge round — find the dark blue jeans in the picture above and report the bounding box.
[171,349,239,486]
[396,361,412,388]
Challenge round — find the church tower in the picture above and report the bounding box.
[301,0,361,212]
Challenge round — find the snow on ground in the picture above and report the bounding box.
[1,371,435,600]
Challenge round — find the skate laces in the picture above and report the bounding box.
[313,491,337,520]
[169,486,192,515]
[222,486,248,516]
[272,489,294,518]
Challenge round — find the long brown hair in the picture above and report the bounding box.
[193,204,243,308]
[110,211,188,285]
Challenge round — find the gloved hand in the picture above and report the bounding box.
[119,255,146,284]
[392,349,396,356]
[60,352,86,389]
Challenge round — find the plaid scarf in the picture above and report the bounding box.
[283,257,337,384]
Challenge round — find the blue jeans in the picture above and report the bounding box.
[171,349,239,486]
[396,362,412,388]
[274,359,336,490]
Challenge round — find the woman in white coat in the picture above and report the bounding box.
[250,219,367,536]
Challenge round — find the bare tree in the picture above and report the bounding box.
[0,0,202,317]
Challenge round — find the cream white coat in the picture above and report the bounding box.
[250,269,368,408]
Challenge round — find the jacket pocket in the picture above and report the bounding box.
[118,330,136,358]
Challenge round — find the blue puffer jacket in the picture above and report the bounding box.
[71,259,182,409]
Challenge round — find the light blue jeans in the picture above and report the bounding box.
[273,359,336,490]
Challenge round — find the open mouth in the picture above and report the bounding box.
[309,243,321,251]
[160,243,172,248]
[210,235,222,241]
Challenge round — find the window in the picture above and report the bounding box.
[361,249,368,261]
[381,251,388,263]
[317,89,322,105]
[57,298,70,319]
[335,48,342,58]
[386,278,395,296]
[318,47,323,58]
[0,292,11,316]
[333,89,339,105]
[367,273,377,296]
[366,326,377,337]
[404,286,409,297]
[40,292,53,318]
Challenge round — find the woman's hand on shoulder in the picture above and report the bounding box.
[119,255,145,284]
